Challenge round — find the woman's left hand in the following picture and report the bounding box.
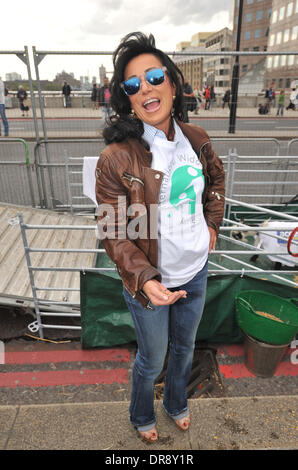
[208,226,217,253]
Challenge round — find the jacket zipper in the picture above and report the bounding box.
[199,141,209,162]
[122,172,144,186]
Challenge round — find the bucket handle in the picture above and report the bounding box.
[237,297,256,315]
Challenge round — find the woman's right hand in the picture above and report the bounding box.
[142,279,187,306]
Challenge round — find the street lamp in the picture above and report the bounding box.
[229,0,244,133]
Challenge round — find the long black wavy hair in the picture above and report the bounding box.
[103,32,185,147]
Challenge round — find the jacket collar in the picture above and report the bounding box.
[126,119,210,168]
[175,120,210,155]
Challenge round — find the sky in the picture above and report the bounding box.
[1,0,232,81]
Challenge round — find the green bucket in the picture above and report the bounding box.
[235,290,298,345]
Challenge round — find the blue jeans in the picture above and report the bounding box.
[0,104,9,136]
[123,261,208,431]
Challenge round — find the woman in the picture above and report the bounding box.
[95,32,225,443]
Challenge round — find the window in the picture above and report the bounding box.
[246,13,253,22]
[269,33,275,46]
[276,32,282,44]
[292,26,298,40]
[296,0,298,13]
[267,56,273,69]
[244,30,251,40]
[273,56,279,68]
[247,0,253,4]
[255,29,262,38]
[256,10,263,20]
[286,77,291,88]
[287,2,293,16]
[253,46,260,51]
[284,29,290,42]
[288,55,294,66]
[272,10,277,22]
[278,78,283,88]
[281,55,287,66]
[279,6,285,20]
[242,64,248,73]
[267,8,272,18]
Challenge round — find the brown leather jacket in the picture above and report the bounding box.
[95,120,225,307]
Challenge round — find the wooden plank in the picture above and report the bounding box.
[0,203,97,304]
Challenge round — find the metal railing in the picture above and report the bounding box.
[0,138,297,213]
[18,197,298,338]
[2,47,298,143]
[65,156,97,215]
[0,138,36,207]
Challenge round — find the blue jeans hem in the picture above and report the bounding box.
[132,420,157,432]
[162,404,189,421]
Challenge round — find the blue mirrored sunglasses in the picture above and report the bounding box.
[121,67,167,96]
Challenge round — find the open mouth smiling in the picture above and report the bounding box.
[143,98,161,112]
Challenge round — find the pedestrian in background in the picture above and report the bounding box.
[193,89,202,115]
[182,79,195,123]
[204,85,210,110]
[265,85,274,113]
[209,85,216,110]
[91,83,99,110]
[222,89,230,109]
[0,77,9,136]
[98,77,112,122]
[286,88,297,111]
[276,90,285,117]
[17,85,29,117]
[95,31,225,444]
[62,81,72,108]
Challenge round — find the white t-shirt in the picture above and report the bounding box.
[143,121,210,287]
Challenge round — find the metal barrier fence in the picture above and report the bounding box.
[1,47,298,143]
[18,197,298,338]
[0,138,36,206]
[33,139,105,209]
[0,137,297,213]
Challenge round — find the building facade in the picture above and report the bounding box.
[203,27,233,93]
[265,0,298,89]
[233,0,273,77]
[174,33,214,91]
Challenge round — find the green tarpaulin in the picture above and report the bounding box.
[80,270,298,349]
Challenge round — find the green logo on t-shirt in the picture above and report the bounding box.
[169,165,204,215]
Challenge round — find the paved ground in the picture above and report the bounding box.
[2,106,298,140]
[1,396,297,451]
[0,333,297,450]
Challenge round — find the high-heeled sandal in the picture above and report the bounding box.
[174,413,191,431]
[138,427,158,443]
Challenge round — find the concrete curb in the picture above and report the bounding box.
[1,395,297,450]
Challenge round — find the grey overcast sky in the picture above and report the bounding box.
[1,0,232,80]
